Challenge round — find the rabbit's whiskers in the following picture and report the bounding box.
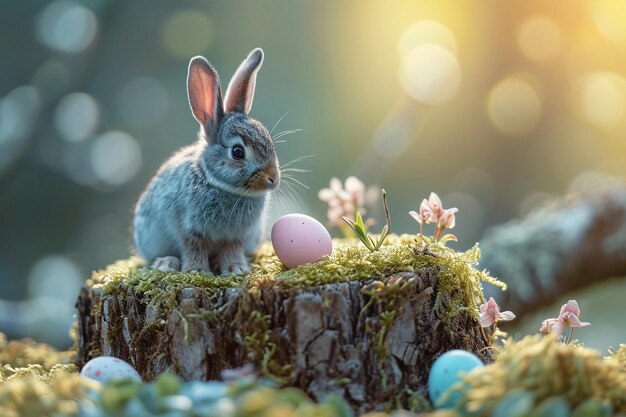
[281,154,315,169]
[281,167,311,174]
[272,129,302,142]
[269,110,291,136]
[282,174,309,191]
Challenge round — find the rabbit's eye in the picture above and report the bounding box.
[231,145,245,160]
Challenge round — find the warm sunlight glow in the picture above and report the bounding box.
[399,44,461,106]
[589,1,626,46]
[398,20,457,56]
[487,77,542,137]
[579,72,626,129]
[517,16,563,61]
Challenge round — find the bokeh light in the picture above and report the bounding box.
[398,20,457,56]
[589,1,626,46]
[450,168,496,206]
[0,86,40,171]
[517,16,563,61]
[62,141,98,186]
[443,192,485,246]
[54,92,100,142]
[487,76,542,137]
[91,131,142,187]
[372,118,413,159]
[26,255,83,346]
[116,77,169,129]
[578,72,626,129]
[163,10,213,58]
[399,44,461,106]
[31,60,72,101]
[28,256,82,304]
[36,0,97,53]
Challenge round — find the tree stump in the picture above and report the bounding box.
[75,237,496,413]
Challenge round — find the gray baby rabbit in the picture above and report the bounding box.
[133,48,280,275]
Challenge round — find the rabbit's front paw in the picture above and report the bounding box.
[220,261,250,276]
[185,268,213,275]
[152,256,181,272]
[181,261,212,275]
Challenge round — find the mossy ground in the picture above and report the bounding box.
[89,234,504,321]
[430,335,626,416]
[2,333,625,417]
[0,333,73,372]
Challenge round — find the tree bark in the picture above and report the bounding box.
[76,266,491,413]
[480,183,626,321]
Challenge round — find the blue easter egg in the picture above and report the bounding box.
[428,349,484,409]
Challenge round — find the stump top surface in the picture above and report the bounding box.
[88,234,504,319]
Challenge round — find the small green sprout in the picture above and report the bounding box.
[342,189,391,252]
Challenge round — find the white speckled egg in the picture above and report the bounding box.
[271,214,333,269]
[80,356,142,383]
[428,349,484,408]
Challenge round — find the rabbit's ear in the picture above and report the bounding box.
[187,56,224,135]
[224,48,264,114]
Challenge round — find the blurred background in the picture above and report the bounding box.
[1,0,625,350]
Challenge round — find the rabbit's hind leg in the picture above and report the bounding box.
[152,256,181,272]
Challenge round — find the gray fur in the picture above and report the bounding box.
[133,48,279,275]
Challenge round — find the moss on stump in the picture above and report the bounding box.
[75,235,504,413]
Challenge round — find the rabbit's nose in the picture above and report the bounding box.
[263,166,280,188]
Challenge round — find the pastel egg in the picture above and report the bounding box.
[271,214,333,269]
[428,349,484,409]
[80,356,142,384]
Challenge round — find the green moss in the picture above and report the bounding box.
[0,333,74,371]
[0,363,97,417]
[90,234,504,320]
[448,334,626,415]
[359,275,435,389]
[235,288,295,384]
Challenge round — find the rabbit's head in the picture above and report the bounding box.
[187,48,279,196]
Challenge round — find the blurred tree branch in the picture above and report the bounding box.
[480,182,626,322]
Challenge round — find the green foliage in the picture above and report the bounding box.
[0,332,74,371]
[0,367,354,417]
[342,189,392,252]
[85,374,353,417]
[0,364,96,417]
[430,334,626,417]
[2,335,625,416]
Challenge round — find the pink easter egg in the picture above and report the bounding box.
[271,214,333,269]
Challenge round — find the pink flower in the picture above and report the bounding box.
[409,199,434,225]
[539,318,560,335]
[428,192,444,220]
[318,177,378,228]
[479,297,516,327]
[409,192,459,241]
[539,300,590,337]
[438,207,458,229]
